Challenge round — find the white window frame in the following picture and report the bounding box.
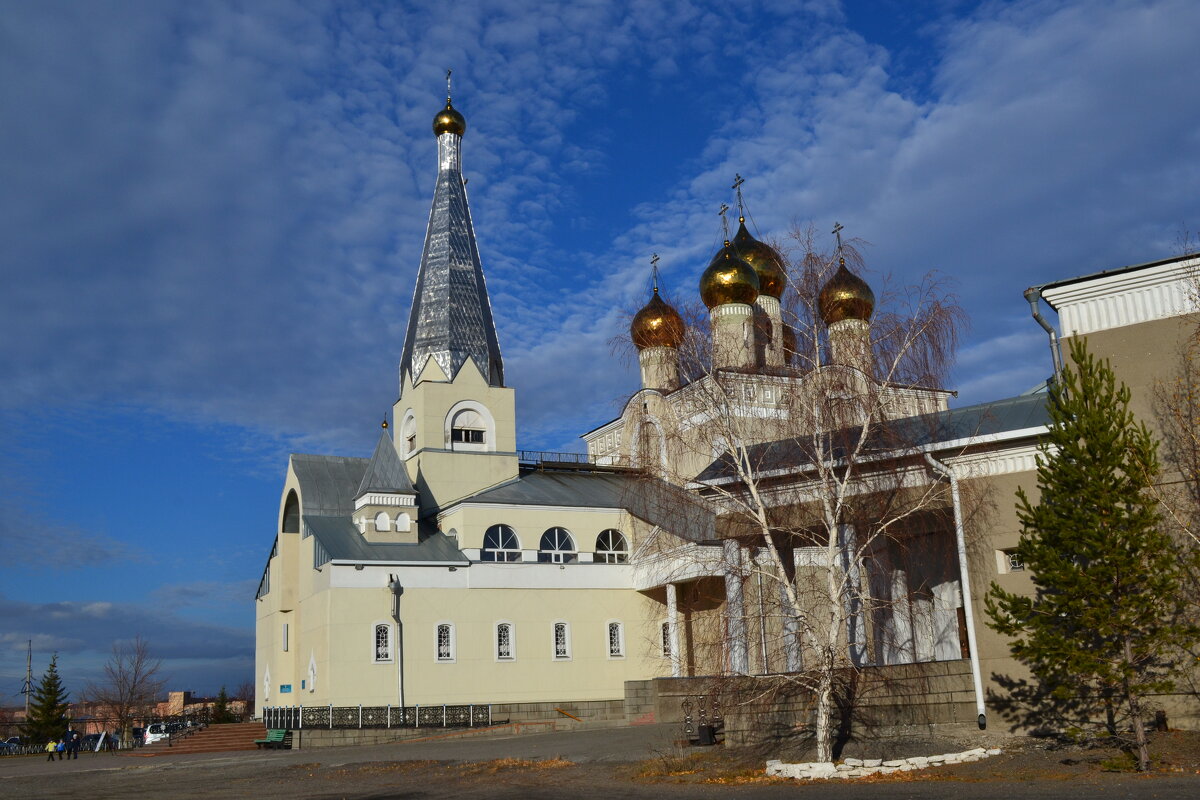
[495,621,516,661]
[435,621,457,663]
[444,400,496,452]
[482,524,522,562]
[373,621,394,663]
[374,511,391,532]
[401,410,417,457]
[538,527,577,564]
[606,620,625,659]
[552,621,572,661]
[595,529,629,564]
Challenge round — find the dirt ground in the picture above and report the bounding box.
[2,725,1199,799]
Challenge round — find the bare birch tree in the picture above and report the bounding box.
[625,225,966,761]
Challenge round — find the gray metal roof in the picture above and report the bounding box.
[462,469,716,542]
[304,516,469,564]
[356,433,416,497]
[291,454,369,517]
[398,128,504,389]
[695,392,1050,483]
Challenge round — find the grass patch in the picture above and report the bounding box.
[454,757,575,776]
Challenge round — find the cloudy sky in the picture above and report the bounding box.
[1,0,1197,699]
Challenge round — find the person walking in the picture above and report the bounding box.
[54,738,65,760]
[69,731,81,759]
[45,739,57,761]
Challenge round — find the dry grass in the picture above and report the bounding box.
[452,757,575,777]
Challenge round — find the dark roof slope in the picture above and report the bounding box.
[356,433,416,497]
[291,454,369,516]
[305,516,468,564]
[695,393,1050,484]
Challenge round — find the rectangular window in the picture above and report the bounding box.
[607,621,624,658]
[661,621,672,658]
[553,622,570,660]
[282,623,288,652]
[496,623,514,660]
[375,624,392,662]
[451,428,485,444]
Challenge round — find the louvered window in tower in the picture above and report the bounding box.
[451,409,486,444]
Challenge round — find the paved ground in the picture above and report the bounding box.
[3,724,1199,799]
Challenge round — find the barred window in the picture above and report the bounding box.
[661,621,672,658]
[375,624,392,662]
[436,623,455,662]
[496,622,514,660]
[595,529,629,564]
[607,621,624,658]
[553,622,570,660]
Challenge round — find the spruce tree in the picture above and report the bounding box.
[212,686,232,724]
[21,654,70,745]
[987,338,1200,771]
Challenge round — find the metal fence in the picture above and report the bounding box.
[261,704,491,730]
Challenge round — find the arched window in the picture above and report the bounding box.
[282,490,300,534]
[450,409,486,445]
[436,622,456,662]
[373,511,391,532]
[595,529,629,564]
[374,623,392,662]
[552,621,571,660]
[482,525,521,562]
[495,622,515,660]
[401,412,417,457]
[538,527,577,563]
[607,621,625,658]
[396,512,412,532]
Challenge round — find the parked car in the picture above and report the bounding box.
[143,722,170,745]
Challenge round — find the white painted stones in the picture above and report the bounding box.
[765,746,1002,781]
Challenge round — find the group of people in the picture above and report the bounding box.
[44,729,82,761]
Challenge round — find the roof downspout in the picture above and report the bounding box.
[1023,286,1063,379]
[924,453,987,730]
[388,575,405,709]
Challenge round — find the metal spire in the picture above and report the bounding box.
[832,221,845,251]
[650,253,661,294]
[446,68,453,104]
[719,202,731,242]
[732,173,746,222]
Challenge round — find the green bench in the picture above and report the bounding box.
[254,729,291,749]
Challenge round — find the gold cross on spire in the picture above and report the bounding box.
[719,203,731,241]
[832,221,845,251]
[650,253,660,293]
[446,69,453,104]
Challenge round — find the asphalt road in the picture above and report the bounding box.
[3,724,1199,800]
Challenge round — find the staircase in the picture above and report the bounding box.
[140,722,268,755]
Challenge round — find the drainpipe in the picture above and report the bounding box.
[1023,286,1063,379]
[924,453,986,730]
[388,575,405,709]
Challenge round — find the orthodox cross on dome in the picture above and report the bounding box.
[832,221,845,251]
[732,173,746,222]
[446,68,453,104]
[719,202,731,241]
[650,252,661,293]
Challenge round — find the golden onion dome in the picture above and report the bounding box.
[631,289,685,350]
[433,100,466,137]
[700,243,760,308]
[732,219,786,299]
[818,258,875,325]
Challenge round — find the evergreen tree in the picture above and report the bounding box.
[21,654,70,745]
[987,338,1200,771]
[211,686,232,724]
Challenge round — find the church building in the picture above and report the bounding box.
[255,88,1198,730]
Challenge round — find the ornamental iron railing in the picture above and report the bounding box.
[261,704,491,730]
[681,695,723,742]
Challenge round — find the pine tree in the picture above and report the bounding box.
[211,686,231,724]
[21,654,70,746]
[987,338,1200,771]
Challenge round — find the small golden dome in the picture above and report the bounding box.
[818,258,874,325]
[732,219,786,299]
[700,243,760,308]
[433,100,466,137]
[631,289,685,350]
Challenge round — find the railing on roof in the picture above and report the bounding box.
[518,450,593,467]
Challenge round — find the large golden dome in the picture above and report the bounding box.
[700,243,760,308]
[732,219,786,299]
[818,258,874,324]
[631,289,685,350]
[433,100,466,137]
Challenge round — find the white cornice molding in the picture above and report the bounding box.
[1043,256,1197,336]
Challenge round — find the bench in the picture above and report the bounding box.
[254,729,291,749]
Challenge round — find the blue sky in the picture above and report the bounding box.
[1,0,1197,698]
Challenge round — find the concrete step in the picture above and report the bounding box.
[138,722,268,755]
